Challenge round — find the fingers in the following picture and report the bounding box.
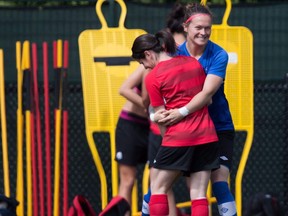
[155,109,168,115]
[158,116,170,124]
[158,110,184,126]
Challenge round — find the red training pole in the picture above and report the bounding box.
[43,41,52,216]
[32,43,45,216]
[31,107,38,216]
[62,40,69,216]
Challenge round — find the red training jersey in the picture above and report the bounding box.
[145,56,218,147]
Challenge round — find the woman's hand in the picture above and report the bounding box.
[153,109,169,123]
[156,109,184,126]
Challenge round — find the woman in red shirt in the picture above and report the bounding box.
[132,30,219,216]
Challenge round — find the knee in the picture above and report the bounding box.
[211,165,230,183]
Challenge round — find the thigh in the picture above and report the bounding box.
[151,168,180,194]
[189,170,211,199]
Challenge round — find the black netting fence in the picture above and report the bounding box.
[1,80,287,214]
[0,2,287,82]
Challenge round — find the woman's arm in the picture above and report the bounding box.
[154,105,166,136]
[141,67,151,109]
[119,64,147,109]
[157,74,223,125]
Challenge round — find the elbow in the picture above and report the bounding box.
[118,86,125,96]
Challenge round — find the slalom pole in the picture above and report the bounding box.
[30,106,38,216]
[22,40,38,216]
[16,41,24,216]
[53,39,63,216]
[43,41,52,216]
[25,86,32,216]
[62,40,69,216]
[0,49,10,196]
[32,43,45,216]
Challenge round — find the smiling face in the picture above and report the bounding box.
[184,14,212,47]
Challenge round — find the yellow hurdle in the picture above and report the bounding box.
[78,0,147,213]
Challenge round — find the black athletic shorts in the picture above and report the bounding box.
[217,130,235,170]
[148,130,234,170]
[147,131,162,168]
[152,142,220,175]
[115,114,150,166]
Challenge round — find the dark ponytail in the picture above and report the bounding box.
[131,29,177,60]
[166,2,185,34]
[155,29,177,55]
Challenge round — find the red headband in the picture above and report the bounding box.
[185,14,210,24]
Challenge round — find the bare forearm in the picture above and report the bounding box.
[120,90,145,109]
[185,91,213,113]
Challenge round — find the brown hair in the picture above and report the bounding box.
[131,29,177,60]
[184,2,213,24]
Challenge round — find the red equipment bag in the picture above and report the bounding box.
[99,196,130,216]
[68,195,96,216]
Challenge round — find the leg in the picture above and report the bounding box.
[212,131,237,216]
[189,170,211,216]
[141,167,156,216]
[141,131,160,216]
[114,116,149,216]
[149,168,180,216]
[189,170,210,200]
[211,166,237,216]
[118,164,137,205]
[142,168,178,216]
[167,188,177,216]
[142,187,151,216]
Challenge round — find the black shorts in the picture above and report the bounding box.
[147,131,162,167]
[115,116,150,166]
[152,142,219,175]
[216,130,235,170]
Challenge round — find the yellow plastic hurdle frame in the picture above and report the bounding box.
[78,0,148,213]
[178,0,254,215]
